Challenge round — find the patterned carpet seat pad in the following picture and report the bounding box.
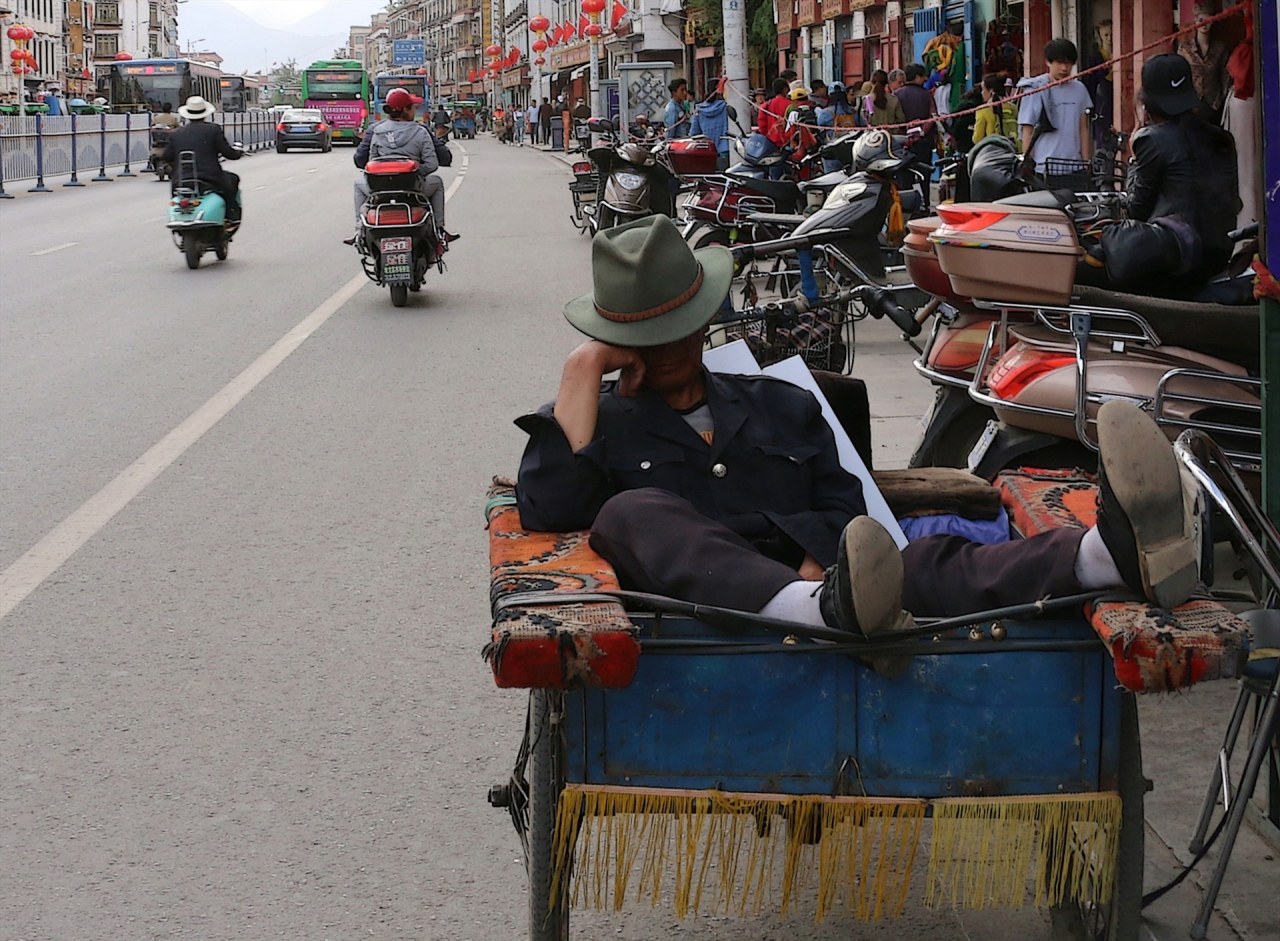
[996,467,1247,692]
[485,480,639,690]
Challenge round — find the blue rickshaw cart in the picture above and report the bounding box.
[483,447,1253,940]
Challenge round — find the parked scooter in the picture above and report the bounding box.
[351,157,446,307]
[906,201,1261,479]
[572,118,675,234]
[166,147,244,269]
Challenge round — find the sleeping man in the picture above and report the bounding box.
[514,216,1197,638]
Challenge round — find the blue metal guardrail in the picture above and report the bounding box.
[0,111,278,197]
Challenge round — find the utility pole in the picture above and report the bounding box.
[721,0,749,136]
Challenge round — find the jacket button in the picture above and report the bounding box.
[711,463,727,478]
[639,460,651,470]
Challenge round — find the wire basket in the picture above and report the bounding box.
[1043,157,1092,192]
[712,309,849,373]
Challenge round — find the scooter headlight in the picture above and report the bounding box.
[614,171,646,189]
[822,179,868,210]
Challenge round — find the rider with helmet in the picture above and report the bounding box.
[350,88,458,244]
[162,95,243,222]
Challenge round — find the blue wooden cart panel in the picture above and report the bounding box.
[564,617,1121,798]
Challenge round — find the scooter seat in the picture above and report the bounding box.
[1073,284,1260,372]
[729,174,801,204]
[742,212,807,226]
[996,190,1073,210]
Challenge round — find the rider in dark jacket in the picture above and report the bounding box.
[162,95,243,221]
[1088,55,1239,298]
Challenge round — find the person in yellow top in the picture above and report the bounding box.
[971,73,1021,150]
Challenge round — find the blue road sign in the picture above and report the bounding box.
[392,40,426,66]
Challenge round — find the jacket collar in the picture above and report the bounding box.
[615,371,749,458]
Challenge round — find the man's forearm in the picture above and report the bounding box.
[1020,124,1033,153]
[553,349,606,452]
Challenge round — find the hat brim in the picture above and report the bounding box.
[562,244,735,347]
[179,105,212,119]
[1145,84,1200,116]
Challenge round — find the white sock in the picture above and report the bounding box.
[1074,526,1125,590]
[758,580,826,626]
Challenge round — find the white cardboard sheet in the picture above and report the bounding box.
[703,340,908,549]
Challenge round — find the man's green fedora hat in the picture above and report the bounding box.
[564,215,735,347]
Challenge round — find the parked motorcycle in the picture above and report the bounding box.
[904,201,1261,479]
[166,147,243,270]
[352,157,446,307]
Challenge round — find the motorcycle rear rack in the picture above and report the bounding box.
[967,301,1262,470]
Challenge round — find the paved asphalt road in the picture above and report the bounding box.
[0,138,1271,941]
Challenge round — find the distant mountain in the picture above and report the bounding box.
[288,1,387,38]
[178,0,348,73]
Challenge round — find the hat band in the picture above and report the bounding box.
[594,265,704,323]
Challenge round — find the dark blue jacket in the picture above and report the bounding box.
[515,371,866,568]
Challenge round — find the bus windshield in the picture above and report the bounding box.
[111,62,189,111]
[306,70,365,97]
[376,76,426,99]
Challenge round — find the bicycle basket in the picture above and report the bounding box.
[719,310,846,371]
[1043,157,1092,192]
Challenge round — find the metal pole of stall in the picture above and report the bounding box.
[28,114,52,193]
[64,113,84,186]
[92,112,112,181]
[118,112,135,176]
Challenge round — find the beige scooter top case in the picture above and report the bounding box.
[930,203,1083,306]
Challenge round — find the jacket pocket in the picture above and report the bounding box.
[754,443,822,465]
[606,447,687,487]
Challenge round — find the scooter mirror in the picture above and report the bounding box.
[726,105,738,121]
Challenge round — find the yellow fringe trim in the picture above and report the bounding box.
[550,785,1120,922]
[926,794,1122,911]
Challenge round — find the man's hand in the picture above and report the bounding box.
[553,340,646,452]
[798,554,824,580]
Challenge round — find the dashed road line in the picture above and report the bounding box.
[30,241,78,256]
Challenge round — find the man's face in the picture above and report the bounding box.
[1048,58,1074,81]
[638,331,705,396]
[674,85,688,103]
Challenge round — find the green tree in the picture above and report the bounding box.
[685,0,777,71]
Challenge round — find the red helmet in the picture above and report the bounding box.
[385,88,417,112]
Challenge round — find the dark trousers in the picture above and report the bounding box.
[588,488,1086,618]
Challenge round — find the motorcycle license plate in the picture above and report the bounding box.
[380,237,413,284]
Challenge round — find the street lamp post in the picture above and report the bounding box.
[581,0,604,118]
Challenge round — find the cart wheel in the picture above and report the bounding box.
[528,689,568,941]
[1050,691,1144,941]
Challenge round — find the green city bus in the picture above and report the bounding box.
[300,60,371,143]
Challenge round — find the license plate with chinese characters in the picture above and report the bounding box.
[380,237,413,283]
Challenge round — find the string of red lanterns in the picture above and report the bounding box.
[6,23,38,75]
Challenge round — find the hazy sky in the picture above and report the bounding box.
[222,1,381,29]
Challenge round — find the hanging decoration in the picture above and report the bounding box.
[7,23,36,76]
[610,0,627,31]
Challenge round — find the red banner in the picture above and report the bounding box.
[610,1,626,30]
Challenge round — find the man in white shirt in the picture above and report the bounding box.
[1017,38,1093,174]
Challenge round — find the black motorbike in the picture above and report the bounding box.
[353,158,445,307]
[149,125,174,181]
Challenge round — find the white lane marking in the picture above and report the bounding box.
[307,168,318,173]
[0,161,471,622]
[253,185,267,191]
[444,144,468,201]
[30,242,78,256]
[286,176,296,181]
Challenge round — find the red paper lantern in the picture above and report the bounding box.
[584,23,602,36]
[529,15,550,34]
[9,49,24,61]
[534,57,546,66]
[582,0,606,14]
[485,43,501,57]
[531,39,547,53]
[114,51,132,60]
[467,69,477,82]
[6,24,26,40]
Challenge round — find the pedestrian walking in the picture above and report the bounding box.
[538,97,552,145]
[1016,38,1092,174]
[526,101,539,144]
[865,70,906,127]
[895,64,937,209]
[514,107,526,145]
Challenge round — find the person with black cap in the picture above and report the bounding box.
[513,215,1200,652]
[1079,53,1238,299]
